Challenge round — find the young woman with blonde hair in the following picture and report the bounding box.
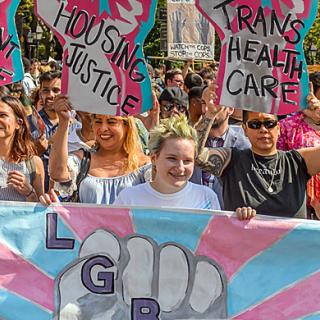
[43,96,150,204]
[114,114,221,209]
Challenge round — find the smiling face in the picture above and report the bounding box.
[92,115,128,152]
[151,137,195,194]
[40,77,61,111]
[0,101,20,140]
[243,112,280,156]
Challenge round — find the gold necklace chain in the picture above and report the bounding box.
[251,151,279,193]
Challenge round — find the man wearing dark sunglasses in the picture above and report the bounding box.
[158,87,189,119]
[196,106,320,220]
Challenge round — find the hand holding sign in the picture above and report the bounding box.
[307,81,320,111]
[57,229,227,319]
[196,0,317,115]
[35,0,157,116]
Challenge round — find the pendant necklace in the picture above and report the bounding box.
[251,151,279,193]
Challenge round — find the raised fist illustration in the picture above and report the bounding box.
[35,0,156,115]
[169,11,186,44]
[196,0,315,115]
[57,229,227,319]
[0,0,22,85]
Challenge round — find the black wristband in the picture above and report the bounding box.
[26,187,35,197]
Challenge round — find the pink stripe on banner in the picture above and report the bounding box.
[0,1,13,84]
[236,270,320,319]
[196,216,296,279]
[55,205,134,240]
[0,242,54,311]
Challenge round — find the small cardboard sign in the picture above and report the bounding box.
[167,0,215,60]
[196,0,318,115]
[0,0,23,86]
[34,0,157,115]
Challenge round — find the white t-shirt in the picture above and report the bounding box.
[114,181,221,210]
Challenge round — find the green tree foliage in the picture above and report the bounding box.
[304,3,320,64]
[144,0,166,60]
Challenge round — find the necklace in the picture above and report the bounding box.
[251,151,279,193]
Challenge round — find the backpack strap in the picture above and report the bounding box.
[26,157,36,185]
[75,149,91,191]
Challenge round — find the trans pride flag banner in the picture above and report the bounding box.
[0,0,23,86]
[0,201,320,319]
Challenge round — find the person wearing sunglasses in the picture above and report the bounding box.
[158,87,189,119]
[196,90,320,220]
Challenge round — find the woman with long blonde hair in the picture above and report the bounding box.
[43,96,150,204]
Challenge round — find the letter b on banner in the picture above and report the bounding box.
[131,298,160,320]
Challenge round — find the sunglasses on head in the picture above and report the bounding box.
[162,103,187,113]
[246,119,278,129]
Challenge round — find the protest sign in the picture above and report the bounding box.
[0,0,23,86]
[0,201,320,319]
[34,0,157,115]
[167,0,215,60]
[196,0,318,115]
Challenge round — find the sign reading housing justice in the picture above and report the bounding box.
[34,0,157,115]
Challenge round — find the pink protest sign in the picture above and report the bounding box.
[0,0,23,86]
[196,0,318,115]
[34,0,156,115]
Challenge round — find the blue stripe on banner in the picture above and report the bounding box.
[134,0,157,113]
[228,222,320,316]
[299,0,318,109]
[8,0,23,82]
[131,208,212,251]
[0,204,80,277]
[302,313,320,320]
[0,289,52,320]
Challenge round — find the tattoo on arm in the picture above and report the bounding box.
[196,116,214,154]
[196,147,231,176]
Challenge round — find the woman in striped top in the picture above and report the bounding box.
[0,95,44,202]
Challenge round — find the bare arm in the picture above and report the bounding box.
[297,83,320,176]
[195,114,232,177]
[49,96,72,182]
[298,147,320,177]
[32,156,45,199]
[195,83,232,176]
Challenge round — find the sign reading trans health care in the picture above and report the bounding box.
[34,0,157,115]
[196,0,318,115]
[0,201,320,319]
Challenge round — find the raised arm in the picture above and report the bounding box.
[195,113,232,176]
[298,147,320,177]
[49,96,72,182]
[195,84,232,176]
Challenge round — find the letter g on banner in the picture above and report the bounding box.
[56,229,227,319]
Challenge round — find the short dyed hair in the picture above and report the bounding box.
[148,114,198,156]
